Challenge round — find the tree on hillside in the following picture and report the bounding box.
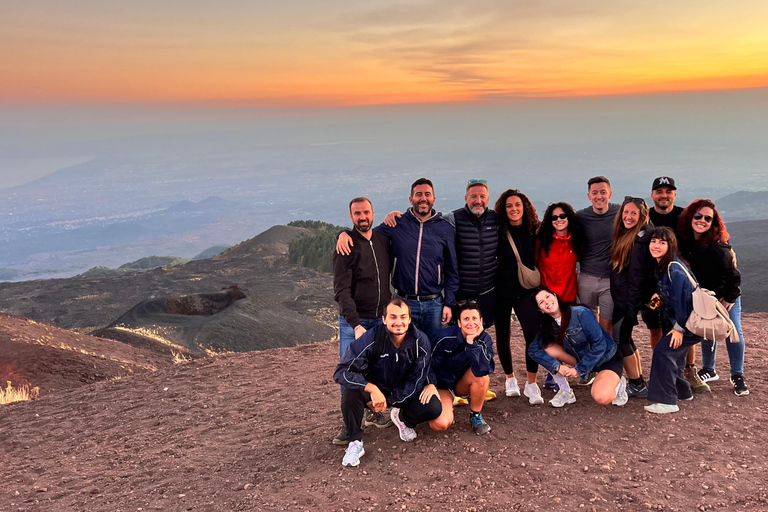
[288,221,347,273]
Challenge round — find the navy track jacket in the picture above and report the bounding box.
[334,323,432,405]
[427,325,494,390]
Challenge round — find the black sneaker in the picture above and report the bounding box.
[626,381,648,398]
[698,367,719,383]
[731,374,750,396]
[364,410,393,428]
[332,424,349,445]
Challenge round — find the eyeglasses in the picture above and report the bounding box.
[693,213,713,223]
[457,299,479,307]
[552,213,568,220]
[624,196,647,207]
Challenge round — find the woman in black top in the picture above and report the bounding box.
[494,189,543,404]
[677,199,748,396]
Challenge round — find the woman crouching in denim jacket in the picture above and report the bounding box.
[528,287,629,408]
[645,226,704,414]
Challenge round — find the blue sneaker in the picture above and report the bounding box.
[470,413,491,435]
[543,373,560,392]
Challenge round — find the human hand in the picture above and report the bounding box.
[354,325,367,339]
[668,329,684,349]
[336,231,353,255]
[442,306,452,325]
[384,211,402,227]
[368,385,387,412]
[558,365,578,378]
[419,384,438,405]
[719,298,734,312]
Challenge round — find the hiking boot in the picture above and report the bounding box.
[543,373,559,391]
[698,367,719,383]
[390,408,417,442]
[548,388,576,408]
[575,372,596,386]
[332,424,349,445]
[342,440,365,467]
[523,382,544,405]
[644,403,679,414]
[731,374,750,396]
[626,380,648,398]
[505,377,521,397]
[684,365,711,393]
[470,413,491,435]
[612,376,629,406]
[364,410,393,428]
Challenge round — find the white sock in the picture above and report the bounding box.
[552,372,571,393]
[615,376,624,395]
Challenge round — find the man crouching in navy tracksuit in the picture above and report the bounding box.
[334,298,442,467]
[424,300,495,435]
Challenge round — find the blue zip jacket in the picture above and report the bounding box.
[375,208,459,306]
[528,306,617,378]
[334,323,431,405]
[658,258,697,334]
[427,325,495,390]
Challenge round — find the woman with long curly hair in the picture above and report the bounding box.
[677,199,748,396]
[494,189,543,403]
[609,196,654,398]
[536,202,584,303]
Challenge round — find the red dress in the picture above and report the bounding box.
[537,233,578,302]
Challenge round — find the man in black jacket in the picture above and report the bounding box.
[334,299,441,467]
[332,197,393,444]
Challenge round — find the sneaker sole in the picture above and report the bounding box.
[364,420,393,428]
[734,389,750,396]
[549,396,576,408]
[342,448,365,467]
[505,390,521,397]
[700,374,719,383]
[644,405,679,414]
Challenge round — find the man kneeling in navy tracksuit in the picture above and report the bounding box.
[424,300,495,435]
[334,298,442,467]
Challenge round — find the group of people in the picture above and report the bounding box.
[331,175,748,467]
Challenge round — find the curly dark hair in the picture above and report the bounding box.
[494,189,540,236]
[677,198,729,247]
[537,202,584,257]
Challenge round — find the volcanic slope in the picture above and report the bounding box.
[0,225,336,352]
[2,315,767,511]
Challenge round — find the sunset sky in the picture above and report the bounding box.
[4,0,768,108]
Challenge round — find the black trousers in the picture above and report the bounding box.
[341,387,442,442]
[495,294,540,375]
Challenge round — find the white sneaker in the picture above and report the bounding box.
[390,408,417,442]
[612,376,629,406]
[505,377,521,397]
[549,388,576,408]
[342,440,365,467]
[523,382,544,405]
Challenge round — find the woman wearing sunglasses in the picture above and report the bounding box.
[677,199,749,396]
[536,202,584,303]
[609,196,655,399]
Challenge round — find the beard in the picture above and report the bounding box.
[355,221,371,232]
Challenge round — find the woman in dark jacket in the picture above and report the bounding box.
[609,196,654,398]
[677,199,748,396]
[645,227,704,414]
[528,287,628,408]
[494,189,543,403]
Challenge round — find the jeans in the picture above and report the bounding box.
[647,331,702,405]
[394,294,444,343]
[338,316,382,393]
[700,297,745,376]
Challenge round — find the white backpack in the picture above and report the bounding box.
[668,261,737,342]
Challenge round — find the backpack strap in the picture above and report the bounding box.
[668,260,698,288]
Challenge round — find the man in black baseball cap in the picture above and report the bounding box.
[648,177,682,229]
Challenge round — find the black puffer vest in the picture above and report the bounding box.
[453,205,498,296]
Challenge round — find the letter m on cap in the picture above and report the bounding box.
[658,177,670,185]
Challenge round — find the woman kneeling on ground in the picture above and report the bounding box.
[528,287,628,408]
[645,227,704,414]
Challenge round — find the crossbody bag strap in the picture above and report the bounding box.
[505,231,523,264]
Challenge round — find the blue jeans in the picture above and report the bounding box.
[338,316,382,394]
[394,294,444,343]
[700,297,745,376]
[647,331,702,406]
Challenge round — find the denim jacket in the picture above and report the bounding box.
[528,306,617,378]
[657,257,697,334]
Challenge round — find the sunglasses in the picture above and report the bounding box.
[693,213,714,223]
[457,299,479,307]
[467,179,487,186]
[551,213,568,220]
[624,196,647,207]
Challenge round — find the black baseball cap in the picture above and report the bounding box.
[652,177,676,191]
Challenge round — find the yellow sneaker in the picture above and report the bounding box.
[453,395,469,406]
[485,390,497,401]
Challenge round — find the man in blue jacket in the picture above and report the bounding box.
[423,300,495,435]
[334,298,442,467]
[338,178,459,342]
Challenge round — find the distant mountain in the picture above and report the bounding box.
[715,191,768,221]
[192,244,231,260]
[118,255,189,270]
